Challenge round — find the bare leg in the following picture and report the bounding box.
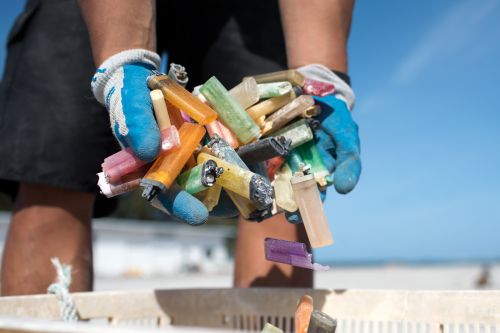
[234,213,313,288]
[1,183,95,296]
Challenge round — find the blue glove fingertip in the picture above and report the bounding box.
[320,189,327,202]
[125,123,160,162]
[157,186,209,226]
[333,155,361,194]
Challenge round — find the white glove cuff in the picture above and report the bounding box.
[297,64,356,111]
[91,49,161,105]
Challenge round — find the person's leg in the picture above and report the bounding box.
[234,213,313,288]
[1,183,95,296]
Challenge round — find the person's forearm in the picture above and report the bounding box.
[279,0,354,73]
[78,0,156,65]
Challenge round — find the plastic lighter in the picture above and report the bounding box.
[301,105,322,119]
[197,152,274,210]
[141,123,206,200]
[207,136,272,220]
[229,77,260,109]
[200,76,261,144]
[237,136,291,164]
[150,90,181,151]
[249,69,305,87]
[262,95,315,135]
[303,78,335,97]
[290,172,333,248]
[167,63,188,87]
[98,174,141,198]
[176,160,223,195]
[102,148,147,184]
[205,120,239,149]
[273,163,297,212]
[97,165,148,198]
[257,81,292,99]
[264,238,329,271]
[286,149,306,173]
[195,184,222,212]
[261,323,283,333]
[148,72,217,125]
[295,141,331,187]
[271,119,314,149]
[246,87,303,125]
[307,310,337,333]
[295,295,314,333]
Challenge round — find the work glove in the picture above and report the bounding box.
[286,64,361,224]
[92,49,208,226]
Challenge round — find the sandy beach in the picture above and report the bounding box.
[95,263,500,291]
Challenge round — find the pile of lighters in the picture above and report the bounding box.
[97,63,336,270]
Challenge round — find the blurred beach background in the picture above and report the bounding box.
[0,0,499,291]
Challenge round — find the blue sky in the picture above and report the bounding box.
[1,1,499,263]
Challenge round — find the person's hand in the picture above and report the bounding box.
[92,50,208,226]
[298,64,361,194]
[285,65,361,224]
[92,49,161,161]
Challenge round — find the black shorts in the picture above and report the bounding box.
[0,0,287,216]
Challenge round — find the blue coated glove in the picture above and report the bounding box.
[314,95,361,194]
[92,49,161,161]
[285,65,361,224]
[92,50,208,226]
[298,64,361,194]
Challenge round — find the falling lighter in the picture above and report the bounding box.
[197,152,274,211]
[200,76,261,144]
[176,160,224,195]
[290,171,333,248]
[264,238,329,271]
[141,123,206,201]
[150,90,181,151]
[229,77,260,109]
[261,95,315,135]
[237,136,292,164]
[148,72,217,125]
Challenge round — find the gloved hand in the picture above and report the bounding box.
[298,64,361,194]
[92,50,208,226]
[286,65,361,224]
[92,49,161,161]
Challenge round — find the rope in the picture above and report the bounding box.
[47,257,78,322]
